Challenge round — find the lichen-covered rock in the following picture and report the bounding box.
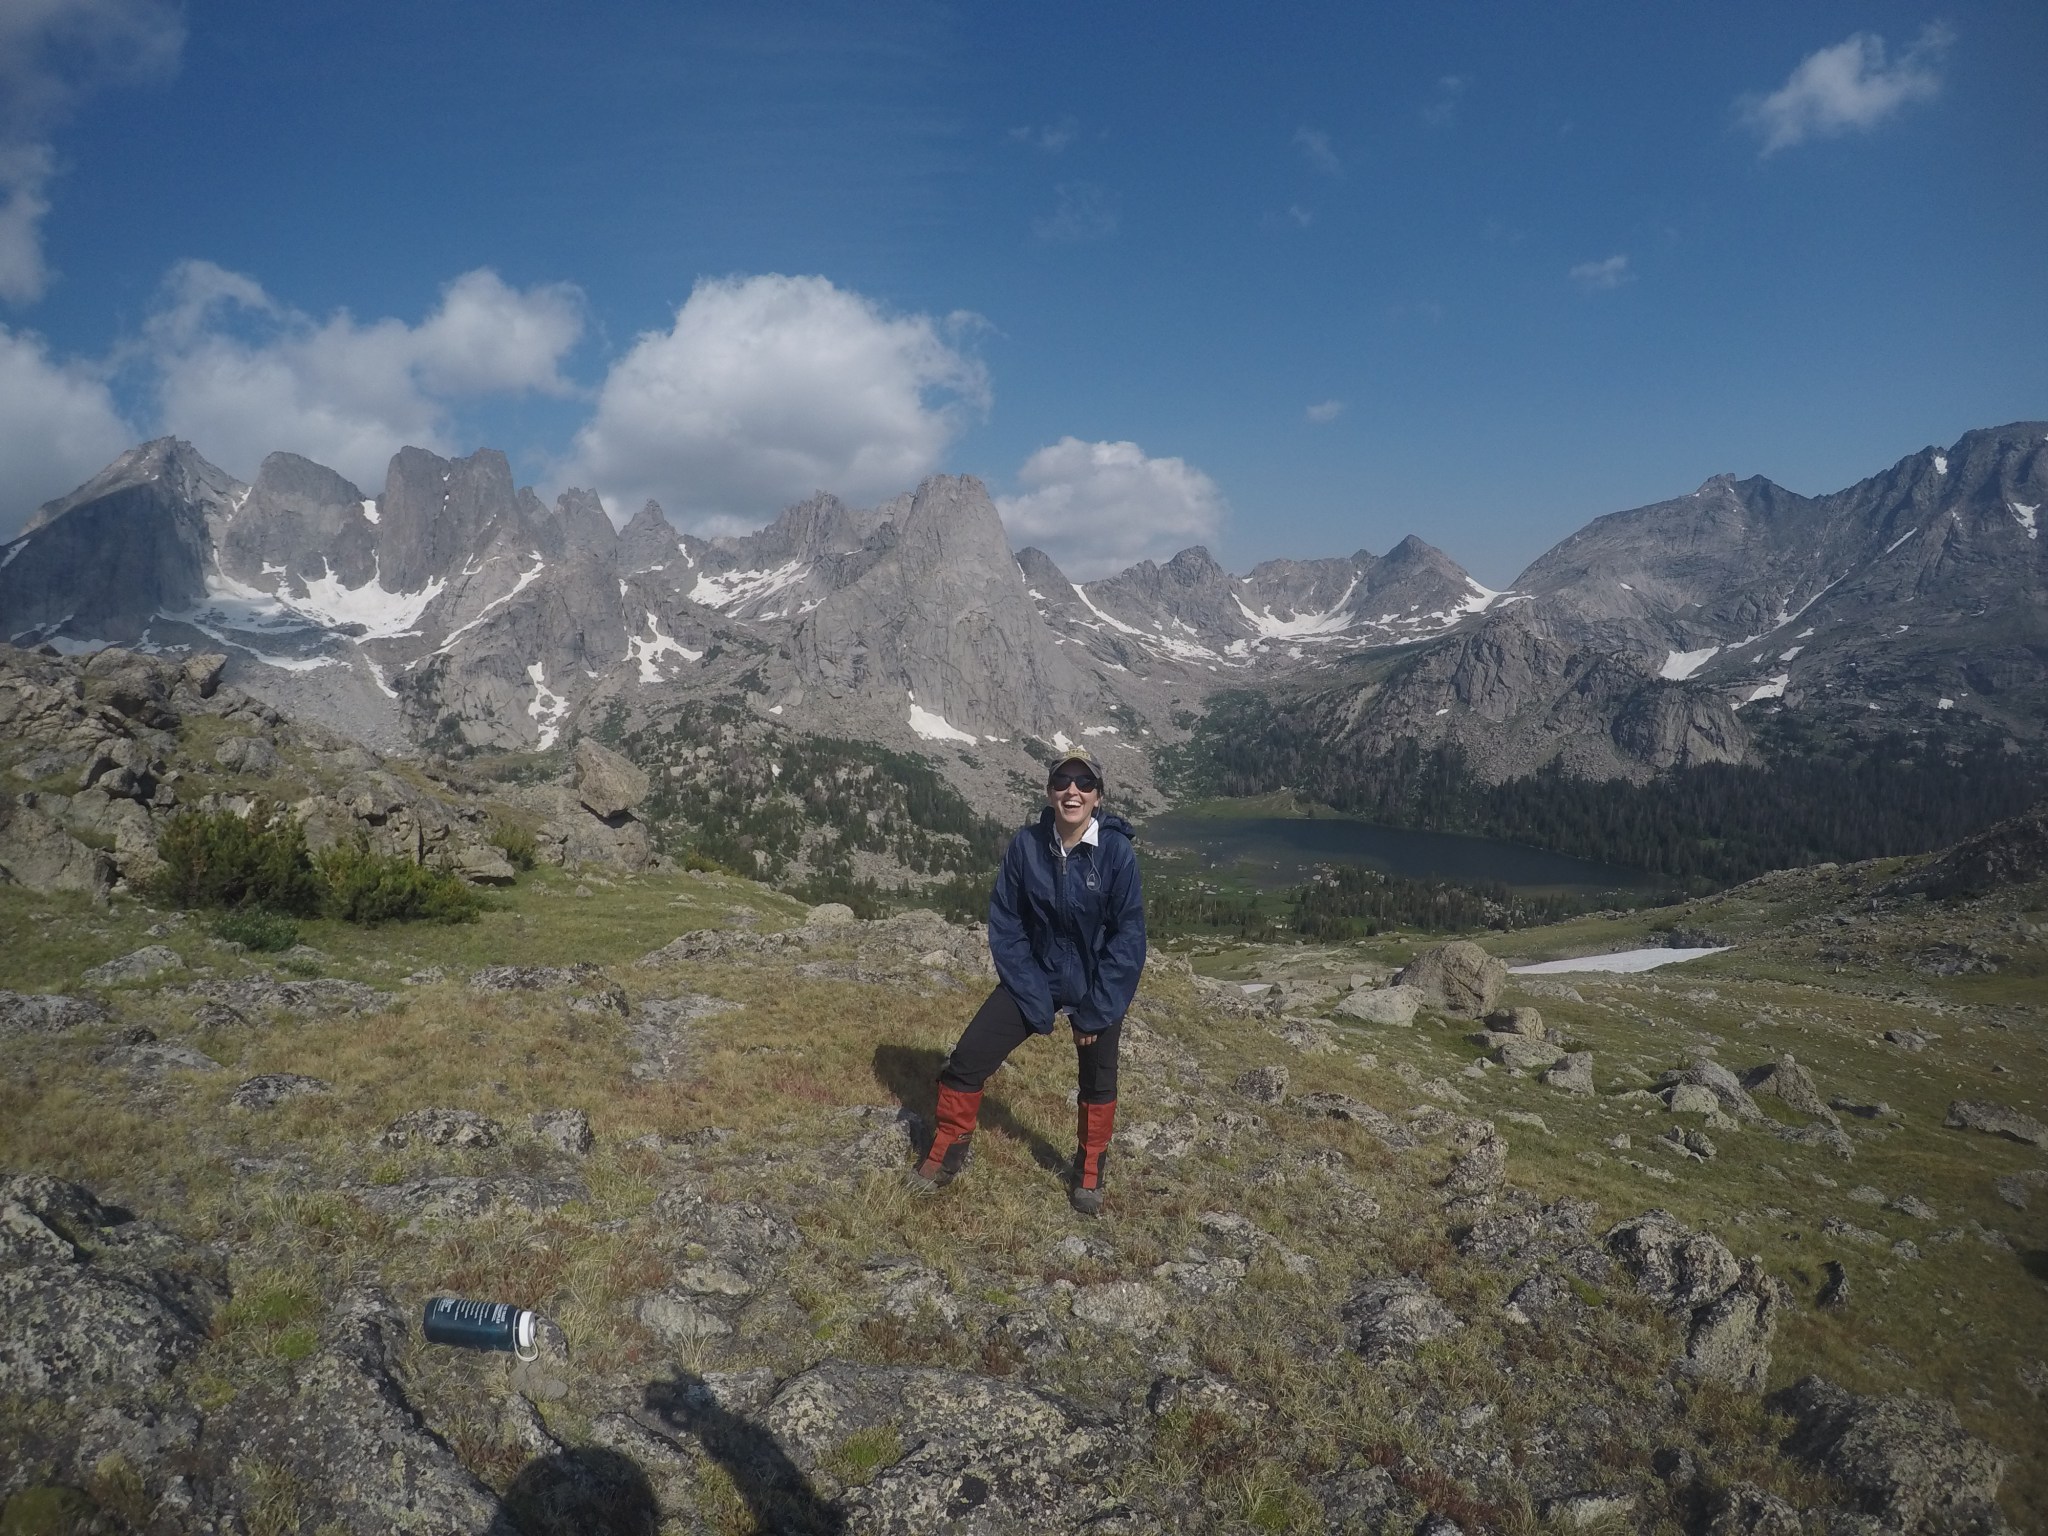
[1541,1051,1594,1096]
[83,944,185,986]
[1393,941,1507,1019]
[753,1361,1136,1531]
[1491,1034,1565,1072]
[1705,1483,1804,1536]
[0,792,115,897]
[1773,1375,2012,1534]
[1231,1065,1290,1105]
[175,976,394,1017]
[1072,1280,1169,1338]
[1944,1099,2048,1149]
[231,1072,333,1110]
[94,1038,219,1074]
[531,1107,594,1154]
[1682,1260,1784,1390]
[1659,1057,1763,1121]
[0,1176,225,1396]
[470,961,628,1011]
[1339,1276,1461,1361]
[0,989,110,1037]
[1605,1211,1742,1312]
[1333,984,1423,1026]
[629,992,740,1081]
[639,1290,733,1344]
[1439,1127,1508,1209]
[228,1288,501,1535]
[375,1108,504,1150]
[1744,1053,1838,1124]
[1484,1006,1547,1038]
[348,1173,586,1224]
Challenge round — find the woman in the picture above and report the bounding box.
[910,747,1146,1215]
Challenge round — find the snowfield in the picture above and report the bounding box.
[1511,946,1731,975]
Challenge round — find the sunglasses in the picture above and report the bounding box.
[1048,771,1100,793]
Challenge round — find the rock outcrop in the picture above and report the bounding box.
[1394,941,1507,1018]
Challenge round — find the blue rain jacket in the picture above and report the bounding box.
[987,808,1147,1035]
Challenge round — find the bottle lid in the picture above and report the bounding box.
[515,1309,538,1361]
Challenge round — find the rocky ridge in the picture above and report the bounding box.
[8,422,2038,810]
[0,643,663,898]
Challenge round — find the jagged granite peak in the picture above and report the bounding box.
[1,438,242,641]
[549,487,619,564]
[787,474,1105,744]
[216,452,377,595]
[1286,420,2047,782]
[373,447,532,596]
[619,500,689,575]
[687,490,901,621]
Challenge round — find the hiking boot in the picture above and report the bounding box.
[1069,1099,1115,1216]
[909,1084,981,1191]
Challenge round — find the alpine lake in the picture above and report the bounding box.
[1137,796,1656,895]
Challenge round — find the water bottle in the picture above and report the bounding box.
[422,1296,540,1360]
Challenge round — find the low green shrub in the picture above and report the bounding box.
[487,817,538,872]
[316,838,486,925]
[151,803,324,916]
[210,908,300,952]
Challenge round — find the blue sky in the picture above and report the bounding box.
[2,1,2043,583]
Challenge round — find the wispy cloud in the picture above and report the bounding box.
[1569,254,1633,292]
[1422,74,1468,128]
[998,437,1227,578]
[1293,126,1342,177]
[1033,182,1117,243]
[1305,399,1344,424]
[0,0,184,305]
[1738,25,1952,156]
[1286,204,1314,229]
[1008,115,1079,153]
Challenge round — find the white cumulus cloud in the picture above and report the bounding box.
[0,322,134,537]
[1739,25,1951,156]
[1569,254,1633,292]
[998,438,1227,579]
[0,0,184,305]
[140,261,585,489]
[567,274,989,531]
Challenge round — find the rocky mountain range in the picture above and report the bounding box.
[2,421,2043,806]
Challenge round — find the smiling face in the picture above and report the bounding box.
[1046,761,1101,843]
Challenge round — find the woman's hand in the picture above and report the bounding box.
[1074,1030,1099,1047]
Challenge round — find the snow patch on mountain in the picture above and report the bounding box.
[1233,578,1359,640]
[690,559,809,612]
[1660,646,1719,681]
[627,613,702,682]
[527,663,570,750]
[2013,502,2039,540]
[1739,673,1790,707]
[906,690,977,744]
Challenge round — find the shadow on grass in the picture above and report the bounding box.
[871,1043,1065,1173]
[2020,1247,2048,1284]
[643,1370,845,1535]
[497,1445,659,1535]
